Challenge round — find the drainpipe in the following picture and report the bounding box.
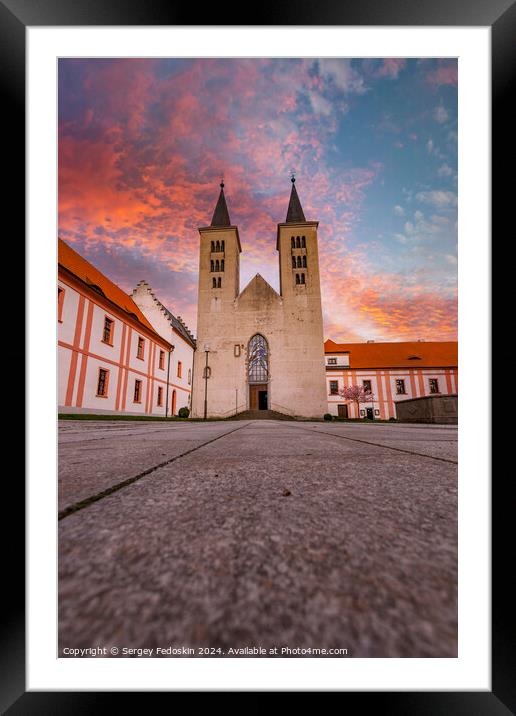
[165,345,174,418]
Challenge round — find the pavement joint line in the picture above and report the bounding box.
[58,422,252,521]
[289,425,458,465]
[59,425,222,445]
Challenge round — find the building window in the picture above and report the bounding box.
[296,236,301,248]
[292,256,296,268]
[248,334,268,383]
[211,241,215,252]
[429,378,440,394]
[216,240,220,252]
[217,277,222,288]
[291,237,295,249]
[329,380,339,395]
[137,337,145,360]
[300,273,305,284]
[157,386,163,406]
[134,379,142,403]
[297,256,302,268]
[302,255,307,268]
[363,380,372,392]
[328,357,337,365]
[102,317,114,345]
[96,368,109,397]
[221,240,225,251]
[296,273,300,284]
[215,259,220,272]
[210,260,214,272]
[188,368,192,385]
[221,259,225,271]
[396,379,406,395]
[212,277,217,288]
[234,344,241,357]
[301,236,306,248]
[57,287,65,322]
[177,361,182,378]
[159,350,165,370]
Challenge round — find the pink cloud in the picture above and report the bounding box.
[59,59,457,342]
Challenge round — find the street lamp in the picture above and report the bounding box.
[203,343,210,420]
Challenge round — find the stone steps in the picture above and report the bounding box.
[228,409,293,421]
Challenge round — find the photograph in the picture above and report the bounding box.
[57,56,459,659]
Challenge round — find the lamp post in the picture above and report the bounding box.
[203,343,210,420]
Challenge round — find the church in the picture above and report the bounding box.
[190,179,328,419]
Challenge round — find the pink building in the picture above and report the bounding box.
[325,339,458,419]
[58,238,190,416]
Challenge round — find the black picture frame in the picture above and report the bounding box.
[5,0,509,709]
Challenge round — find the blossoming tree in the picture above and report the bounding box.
[338,384,375,418]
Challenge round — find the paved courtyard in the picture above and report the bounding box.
[58,419,457,658]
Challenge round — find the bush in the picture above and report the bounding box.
[389,417,396,421]
[178,407,190,418]
[323,413,333,421]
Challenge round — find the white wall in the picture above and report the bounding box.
[58,275,179,416]
[131,281,195,415]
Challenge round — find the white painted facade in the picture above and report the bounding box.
[324,347,458,419]
[131,281,196,415]
[58,242,179,417]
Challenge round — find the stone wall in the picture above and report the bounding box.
[395,395,458,424]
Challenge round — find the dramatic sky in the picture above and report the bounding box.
[58,58,458,342]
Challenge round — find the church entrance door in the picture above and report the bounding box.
[249,384,268,410]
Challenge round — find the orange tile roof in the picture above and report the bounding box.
[58,238,166,340]
[324,339,457,368]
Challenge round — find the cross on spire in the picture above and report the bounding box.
[285,174,306,223]
[210,178,231,227]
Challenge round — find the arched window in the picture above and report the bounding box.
[248,334,268,383]
[296,273,300,284]
[302,255,307,268]
[215,259,220,272]
[297,256,302,268]
[171,389,177,416]
[301,236,306,248]
[291,237,295,249]
[292,256,296,268]
[216,240,220,252]
[221,240,225,251]
[300,273,305,284]
[211,241,215,252]
[217,277,221,288]
[221,259,225,272]
[212,277,216,288]
[210,260,214,272]
[296,236,301,248]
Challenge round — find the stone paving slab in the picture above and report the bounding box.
[298,422,458,461]
[58,420,245,511]
[59,420,457,658]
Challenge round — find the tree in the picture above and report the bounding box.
[339,384,375,418]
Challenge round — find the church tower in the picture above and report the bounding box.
[273,176,328,415]
[191,182,241,418]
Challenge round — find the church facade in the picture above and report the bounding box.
[191,180,328,419]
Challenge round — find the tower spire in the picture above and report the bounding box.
[285,174,306,223]
[210,179,231,227]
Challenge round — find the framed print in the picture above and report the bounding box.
[3,0,511,709]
